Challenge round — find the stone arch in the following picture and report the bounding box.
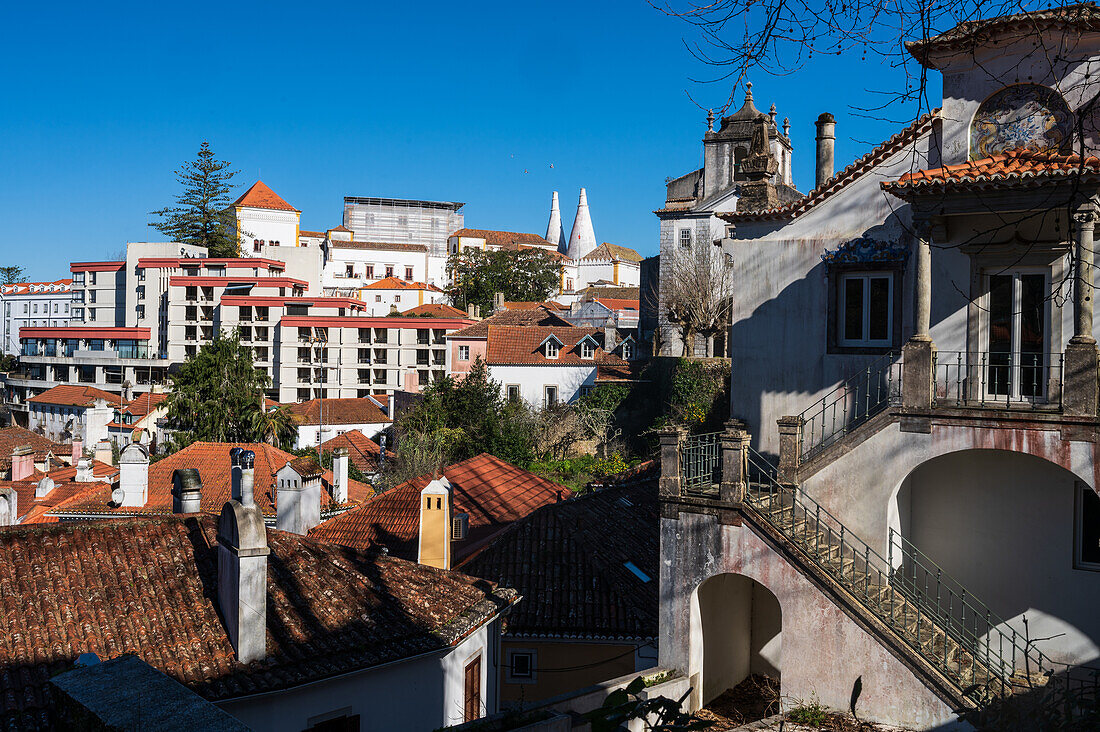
[969,82,1072,160]
[689,572,782,708]
[887,448,1100,668]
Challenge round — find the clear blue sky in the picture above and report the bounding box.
[0,0,940,281]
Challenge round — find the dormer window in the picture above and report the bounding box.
[621,341,633,360]
[546,341,559,359]
[579,336,598,360]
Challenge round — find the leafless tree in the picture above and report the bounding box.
[663,241,735,357]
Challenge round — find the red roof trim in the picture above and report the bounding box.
[70,261,125,272]
[279,316,476,328]
[137,257,286,270]
[19,327,151,339]
[168,276,308,287]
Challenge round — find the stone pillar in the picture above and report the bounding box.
[776,416,803,480]
[1067,208,1099,416]
[902,340,936,410]
[814,113,836,190]
[719,420,750,505]
[913,226,932,342]
[658,426,685,500]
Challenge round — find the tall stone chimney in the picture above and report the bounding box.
[94,439,112,467]
[493,292,505,312]
[76,457,93,483]
[276,460,322,535]
[332,448,349,504]
[239,450,255,507]
[229,447,244,501]
[11,446,34,482]
[0,487,15,526]
[546,191,566,255]
[566,188,597,261]
[217,498,269,664]
[418,477,452,570]
[815,113,836,191]
[118,443,149,507]
[172,468,203,514]
[71,438,83,466]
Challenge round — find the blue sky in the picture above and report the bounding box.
[0,1,940,281]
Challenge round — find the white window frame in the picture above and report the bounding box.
[505,649,537,684]
[506,384,521,401]
[545,341,559,359]
[458,345,470,361]
[838,271,894,348]
[544,385,559,407]
[580,340,595,359]
[678,229,692,249]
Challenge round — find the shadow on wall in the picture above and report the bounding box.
[891,448,1100,670]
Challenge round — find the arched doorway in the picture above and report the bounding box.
[692,573,782,707]
[890,449,1100,668]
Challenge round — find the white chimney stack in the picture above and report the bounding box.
[546,191,566,254]
[76,457,93,483]
[94,439,112,467]
[217,498,269,664]
[118,443,149,507]
[0,487,15,526]
[276,459,322,535]
[172,468,203,514]
[332,447,349,504]
[35,476,55,499]
[239,450,255,507]
[566,188,597,261]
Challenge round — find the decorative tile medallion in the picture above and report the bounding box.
[822,237,909,268]
[970,84,1072,160]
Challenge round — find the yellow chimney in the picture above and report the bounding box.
[418,478,452,569]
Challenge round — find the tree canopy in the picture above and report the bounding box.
[446,248,562,313]
[150,141,241,258]
[0,266,26,285]
[164,330,270,448]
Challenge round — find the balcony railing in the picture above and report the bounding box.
[797,352,902,463]
[681,431,721,494]
[934,351,1063,409]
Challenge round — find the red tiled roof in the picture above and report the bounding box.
[0,516,516,729]
[329,225,352,233]
[308,453,570,562]
[882,149,1100,195]
[318,430,382,474]
[463,479,658,640]
[286,398,390,426]
[502,301,568,311]
[485,326,630,367]
[450,229,554,247]
[580,243,644,263]
[0,279,72,296]
[121,392,168,418]
[361,276,442,292]
[0,427,66,464]
[50,442,372,519]
[27,385,121,408]
[231,180,299,212]
[594,298,639,312]
[400,303,469,318]
[718,110,940,223]
[298,229,327,238]
[448,306,574,339]
[330,241,428,253]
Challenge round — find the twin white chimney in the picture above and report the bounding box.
[217,448,269,664]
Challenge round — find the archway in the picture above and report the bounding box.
[692,573,782,708]
[889,449,1100,668]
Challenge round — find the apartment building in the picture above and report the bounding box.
[0,280,72,355]
[342,196,464,286]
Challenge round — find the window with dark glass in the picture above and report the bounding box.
[838,272,893,348]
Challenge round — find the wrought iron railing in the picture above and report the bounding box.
[744,447,1041,704]
[680,431,721,494]
[934,351,1063,409]
[796,352,902,463]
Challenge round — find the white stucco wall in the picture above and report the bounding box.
[294,422,387,449]
[237,208,300,252]
[218,618,500,731]
[488,364,596,407]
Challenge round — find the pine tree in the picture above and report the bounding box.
[150,142,241,258]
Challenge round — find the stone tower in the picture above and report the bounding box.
[546,191,566,254]
[567,188,597,260]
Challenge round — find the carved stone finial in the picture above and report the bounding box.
[706,108,714,132]
[745,81,753,101]
[783,117,791,136]
[769,103,777,123]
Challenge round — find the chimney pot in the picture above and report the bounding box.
[118,443,150,507]
[239,450,255,507]
[35,476,55,499]
[276,460,322,535]
[11,446,34,482]
[230,447,243,501]
[172,468,203,514]
[493,292,505,311]
[815,112,836,191]
[71,438,83,466]
[94,439,112,467]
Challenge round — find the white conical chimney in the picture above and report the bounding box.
[546,191,566,254]
[567,188,597,261]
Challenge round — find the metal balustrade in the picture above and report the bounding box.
[681,431,721,494]
[796,352,903,463]
[934,351,1063,409]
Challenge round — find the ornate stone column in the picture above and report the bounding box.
[902,218,936,410]
[1065,207,1099,416]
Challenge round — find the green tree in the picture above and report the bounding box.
[446,248,562,313]
[150,141,241,258]
[250,405,297,450]
[0,266,25,284]
[164,330,269,446]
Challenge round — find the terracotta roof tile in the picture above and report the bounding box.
[27,385,121,408]
[882,149,1100,194]
[400,303,469,318]
[120,392,167,418]
[463,478,657,640]
[298,229,327,238]
[448,307,573,339]
[594,298,639,312]
[0,279,73,296]
[718,110,940,223]
[50,442,371,519]
[580,243,644,263]
[485,326,630,366]
[318,431,381,474]
[450,229,555,247]
[501,301,567,311]
[0,516,515,729]
[0,427,66,465]
[308,453,570,563]
[361,276,443,292]
[231,181,298,212]
[286,398,389,426]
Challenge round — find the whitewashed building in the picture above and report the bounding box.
[0,279,72,355]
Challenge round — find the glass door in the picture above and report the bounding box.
[986,271,1048,402]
